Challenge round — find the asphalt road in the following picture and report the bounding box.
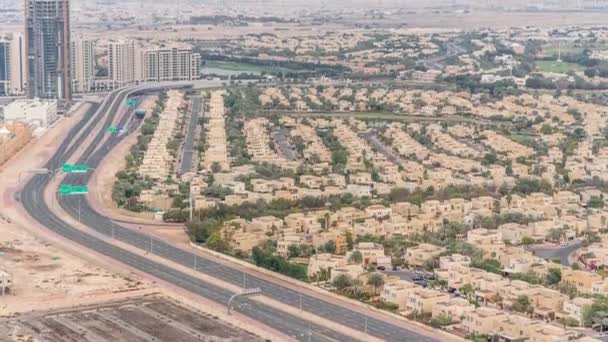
[179,96,202,175]
[271,127,299,161]
[21,85,440,342]
[360,130,403,165]
[530,240,583,266]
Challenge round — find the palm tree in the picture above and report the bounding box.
[344,278,363,297]
[367,273,385,296]
[319,267,330,283]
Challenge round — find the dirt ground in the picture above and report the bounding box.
[0,295,265,342]
[0,100,285,341]
[91,95,159,222]
[0,222,152,318]
[0,103,154,318]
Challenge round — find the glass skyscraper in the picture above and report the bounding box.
[0,39,8,96]
[25,0,71,100]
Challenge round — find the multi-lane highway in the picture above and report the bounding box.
[20,84,442,342]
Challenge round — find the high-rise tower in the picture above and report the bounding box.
[0,38,10,96]
[70,38,95,93]
[25,0,71,100]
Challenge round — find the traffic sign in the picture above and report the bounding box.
[107,127,122,133]
[126,99,137,107]
[59,184,89,195]
[62,164,88,173]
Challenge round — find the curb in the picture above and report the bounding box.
[190,242,465,342]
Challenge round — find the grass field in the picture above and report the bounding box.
[535,60,585,74]
[201,60,303,76]
[541,46,585,58]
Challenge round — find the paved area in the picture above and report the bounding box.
[271,127,299,161]
[530,240,583,266]
[0,296,263,342]
[360,130,402,164]
[179,96,202,175]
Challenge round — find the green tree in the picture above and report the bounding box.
[460,283,475,299]
[321,240,336,254]
[210,161,222,173]
[331,149,348,168]
[348,251,363,264]
[430,313,453,328]
[333,274,353,291]
[482,153,498,165]
[512,295,533,314]
[572,127,587,142]
[344,231,354,250]
[367,273,385,295]
[521,236,535,246]
[287,244,301,258]
[587,198,605,208]
[371,169,380,182]
[546,228,564,243]
[540,124,553,135]
[344,278,364,297]
[471,259,502,274]
[545,268,562,286]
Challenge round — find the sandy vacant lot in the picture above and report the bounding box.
[0,221,152,318]
[0,103,153,318]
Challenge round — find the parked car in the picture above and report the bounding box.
[376,266,386,271]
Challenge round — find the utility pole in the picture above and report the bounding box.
[189,189,193,222]
[364,316,368,334]
[308,321,312,342]
[299,294,303,311]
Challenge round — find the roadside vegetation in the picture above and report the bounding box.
[112,91,167,211]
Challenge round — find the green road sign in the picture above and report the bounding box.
[107,126,123,133]
[59,184,72,195]
[126,99,137,107]
[59,184,89,195]
[62,164,88,173]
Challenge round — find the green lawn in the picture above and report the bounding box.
[508,134,536,148]
[535,60,585,74]
[201,60,302,76]
[541,46,584,58]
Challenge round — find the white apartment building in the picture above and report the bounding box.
[141,46,201,82]
[70,38,96,93]
[108,40,141,88]
[106,40,200,89]
[3,99,58,128]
